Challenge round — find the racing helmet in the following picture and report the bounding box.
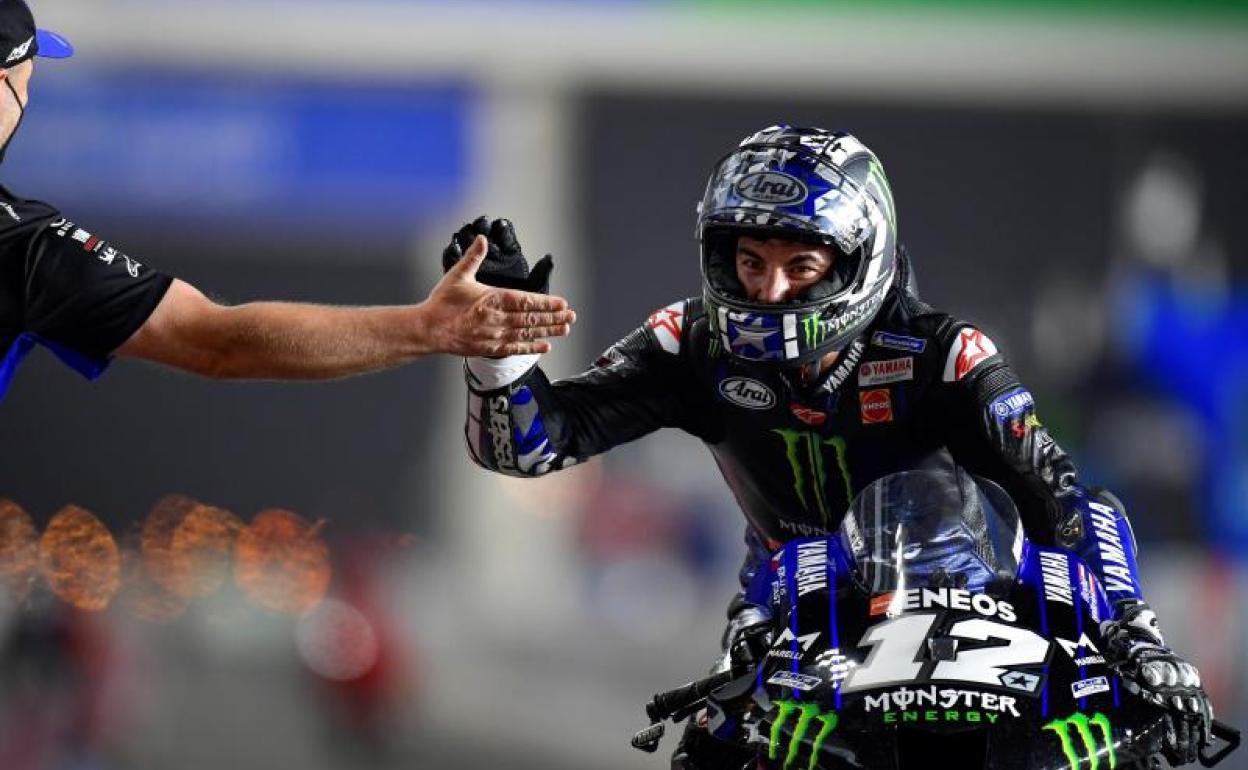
[697,126,899,366]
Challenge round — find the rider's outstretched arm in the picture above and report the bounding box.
[463,300,707,477]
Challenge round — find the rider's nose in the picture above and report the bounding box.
[755,270,791,303]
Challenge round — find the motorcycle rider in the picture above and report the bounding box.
[444,125,1213,767]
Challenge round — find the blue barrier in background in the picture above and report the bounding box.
[6,68,473,234]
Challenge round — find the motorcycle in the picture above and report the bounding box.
[631,468,1240,769]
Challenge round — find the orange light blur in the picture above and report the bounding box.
[234,508,331,615]
[0,498,40,602]
[121,546,191,624]
[38,505,122,611]
[172,503,244,597]
[140,494,200,597]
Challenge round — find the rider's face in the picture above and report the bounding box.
[0,59,33,148]
[734,236,835,304]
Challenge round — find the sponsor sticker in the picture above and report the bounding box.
[1038,551,1074,607]
[999,670,1043,694]
[943,327,998,382]
[869,593,894,616]
[1071,676,1110,699]
[990,387,1034,420]
[871,331,927,353]
[767,671,823,692]
[646,301,684,354]
[770,701,839,762]
[813,648,855,682]
[719,376,776,410]
[1056,633,1105,667]
[858,357,914,386]
[769,628,821,660]
[1044,712,1116,770]
[864,686,1021,717]
[859,388,893,424]
[789,403,827,427]
[734,171,808,205]
[898,587,1017,622]
[793,540,828,597]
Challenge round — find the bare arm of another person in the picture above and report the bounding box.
[116,235,576,379]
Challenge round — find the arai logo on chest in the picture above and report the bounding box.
[719,376,777,410]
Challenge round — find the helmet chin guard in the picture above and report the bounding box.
[697,126,899,366]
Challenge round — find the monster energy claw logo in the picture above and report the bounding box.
[773,429,852,527]
[1043,712,1116,770]
[801,314,827,349]
[769,700,838,770]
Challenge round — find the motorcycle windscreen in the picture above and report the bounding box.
[842,468,1024,597]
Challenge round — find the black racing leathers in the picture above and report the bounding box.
[462,282,1147,622]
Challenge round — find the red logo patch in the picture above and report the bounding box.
[646,302,684,354]
[859,388,893,424]
[789,403,827,427]
[869,593,895,616]
[944,327,998,382]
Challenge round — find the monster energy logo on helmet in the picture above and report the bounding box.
[1044,712,1117,770]
[769,700,839,770]
[697,125,899,367]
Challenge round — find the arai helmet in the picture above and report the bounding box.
[697,126,898,366]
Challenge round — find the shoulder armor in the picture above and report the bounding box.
[644,297,700,355]
[937,321,1002,383]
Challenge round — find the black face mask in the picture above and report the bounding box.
[0,76,26,166]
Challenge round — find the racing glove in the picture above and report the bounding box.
[1101,600,1213,766]
[442,216,554,294]
[721,604,774,671]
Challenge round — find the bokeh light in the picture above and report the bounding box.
[294,598,379,682]
[121,545,191,624]
[172,503,244,597]
[140,493,200,598]
[0,498,39,602]
[234,508,332,615]
[0,497,331,619]
[38,505,122,612]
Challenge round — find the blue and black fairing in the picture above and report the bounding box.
[744,468,1176,770]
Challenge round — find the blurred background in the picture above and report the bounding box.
[1,0,1246,768]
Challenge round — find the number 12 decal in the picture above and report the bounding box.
[841,612,1050,693]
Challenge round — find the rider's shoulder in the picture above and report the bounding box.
[868,293,1003,384]
[639,296,703,356]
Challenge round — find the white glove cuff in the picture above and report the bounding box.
[465,354,541,392]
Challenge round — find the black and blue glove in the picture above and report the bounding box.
[442,216,554,294]
[1101,600,1213,766]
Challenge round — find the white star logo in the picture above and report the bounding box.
[730,318,777,354]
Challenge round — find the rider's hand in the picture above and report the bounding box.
[1101,600,1213,766]
[442,216,555,294]
[722,605,774,670]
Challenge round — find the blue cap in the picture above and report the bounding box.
[1,0,73,67]
[36,28,73,59]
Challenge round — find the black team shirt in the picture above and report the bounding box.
[0,185,171,399]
